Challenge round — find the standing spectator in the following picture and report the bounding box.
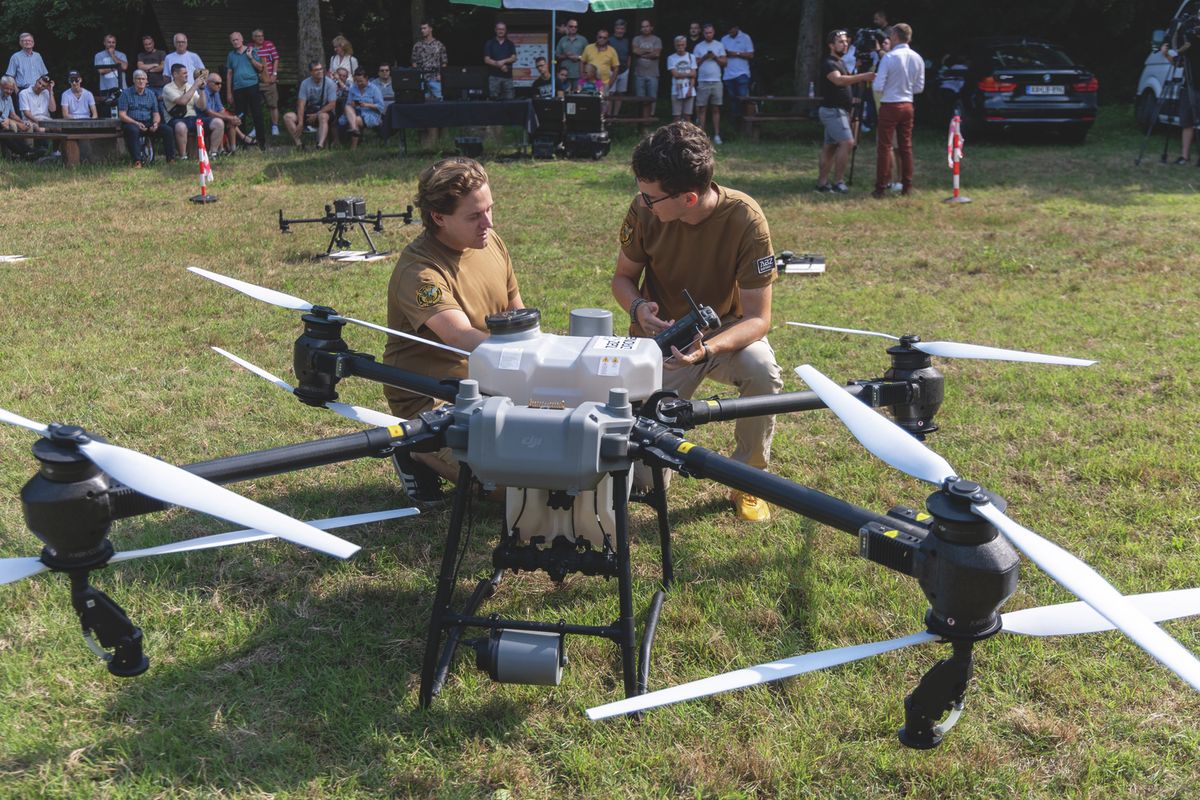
[582,29,620,95]
[61,71,98,119]
[284,61,336,149]
[815,30,875,193]
[163,33,205,77]
[6,33,47,90]
[341,67,384,149]
[686,21,703,53]
[667,36,697,124]
[203,72,251,152]
[531,57,554,99]
[19,74,56,123]
[137,35,168,97]
[225,31,266,151]
[163,63,222,159]
[610,19,631,101]
[555,19,586,91]
[692,24,726,144]
[94,34,128,95]
[631,19,662,115]
[412,21,448,101]
[251,29,280,136]
[872,23,924,197]
[329,35,358,77]
[1160,19,1200,164]
[720,23,753,126]
[484,22,517,101]
[1,75,37,158]
[118,70,172,165]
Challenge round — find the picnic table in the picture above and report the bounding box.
[739,96,822,141]
[0,118,122,165]
[606,95,657,130]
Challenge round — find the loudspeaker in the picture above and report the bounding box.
[442,65,489,100]
[564,94,603,132]
[393,68,422,93]
[533,98,565,134]
[532,133,561,159]
[563,131,610,160]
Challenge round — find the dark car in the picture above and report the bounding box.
[939,37,1099,142]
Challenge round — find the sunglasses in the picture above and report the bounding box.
[70,77,82,82]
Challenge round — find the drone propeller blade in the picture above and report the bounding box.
[786,322,901,341]
[187,266,315,312]
[914,340,1096,366]
[337,316,470,357]
[797,362,1200,693]
[1002,588,1200,636]
[109,507,417,563]
[973,502,1200,691]
[0,558,48,585]
[77,438,360,559]
[212,347,405,428]
[794,365,956,485]
[0,407,50,436]
[587,631,937,720]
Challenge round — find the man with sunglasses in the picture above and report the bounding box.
[61,71,98,119]
[612,122,782,522]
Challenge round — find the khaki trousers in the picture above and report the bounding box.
[636,337,784,488]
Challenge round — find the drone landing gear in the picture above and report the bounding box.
[70,571,149,677]
[418,464,674,707]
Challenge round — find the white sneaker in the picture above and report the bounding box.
[713,134,723,145]
[305,125,316,133]
[271,124,280,136]
[890,182,903,192]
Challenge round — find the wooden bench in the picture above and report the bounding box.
[606,94,656,130]
[0,129,122,165]
[739,95,822,141]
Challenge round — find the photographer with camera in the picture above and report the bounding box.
[612,122,783,522]
[815,30,875,193]
[1160,9,1200,165]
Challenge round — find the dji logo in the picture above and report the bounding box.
[521,435,543,448]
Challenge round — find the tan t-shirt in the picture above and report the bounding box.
[619,182,775,336]
[383,229,519,417]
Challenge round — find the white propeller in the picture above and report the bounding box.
[212,347,405,429]
[587,588,1200,720]
[188,266,468,356]
[786,322,1096,366]
[1,407,361,560]
[795,363,1200,692]
[1,508,418,585]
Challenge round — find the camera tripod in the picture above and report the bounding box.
[1136,10,1199,166]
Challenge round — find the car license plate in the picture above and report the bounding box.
[1026,85,1065,95]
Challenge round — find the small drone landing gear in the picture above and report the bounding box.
[418,463,674,707]
[899,638,974,749]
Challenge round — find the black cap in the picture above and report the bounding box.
[67,70,81,79]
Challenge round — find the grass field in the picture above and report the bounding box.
[1,110,1199,799]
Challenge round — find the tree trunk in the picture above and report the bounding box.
[794,0,822,102]
[297,0,324,81]
[410,0,427,47]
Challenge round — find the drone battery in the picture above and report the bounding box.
[563,131,610,160]
[334,197,366,219]
[476,629,564,686]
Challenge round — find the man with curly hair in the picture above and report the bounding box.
[611,121,783,521]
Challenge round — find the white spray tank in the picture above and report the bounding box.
[467,309,663,551]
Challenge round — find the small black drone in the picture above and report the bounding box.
[278,197,414,260]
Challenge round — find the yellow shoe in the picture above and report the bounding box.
[730,490,771,522]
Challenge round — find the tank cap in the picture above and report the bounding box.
[486,308,541,334]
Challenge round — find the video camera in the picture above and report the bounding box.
[854,27,887,63]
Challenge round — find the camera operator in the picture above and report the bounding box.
[815,29,875,193]
[1160,9,1200,165]
[612,122,783,522]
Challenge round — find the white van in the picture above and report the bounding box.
[1135,1,1200,129]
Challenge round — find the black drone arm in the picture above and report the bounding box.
[651,380,914,429]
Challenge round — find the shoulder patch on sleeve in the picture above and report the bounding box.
[416,283,443,307]
[620,207,637,246]
[756,254,776,275]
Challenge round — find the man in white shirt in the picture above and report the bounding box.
[163,33,205,77]
[61,71,98,119]
[19,74,56,123]
[692,23,726,144]
[871,23,924,197]
[719,24,753,126]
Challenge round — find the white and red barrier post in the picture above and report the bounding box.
[189,121,218,204]
[943,115,971,204]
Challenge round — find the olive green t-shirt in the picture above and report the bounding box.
[618,182,775,336]
[383,229,519,417]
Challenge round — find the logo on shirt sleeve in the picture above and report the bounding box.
[416,283,443,307]
[619,206,637,246]
[756,255,775,275]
